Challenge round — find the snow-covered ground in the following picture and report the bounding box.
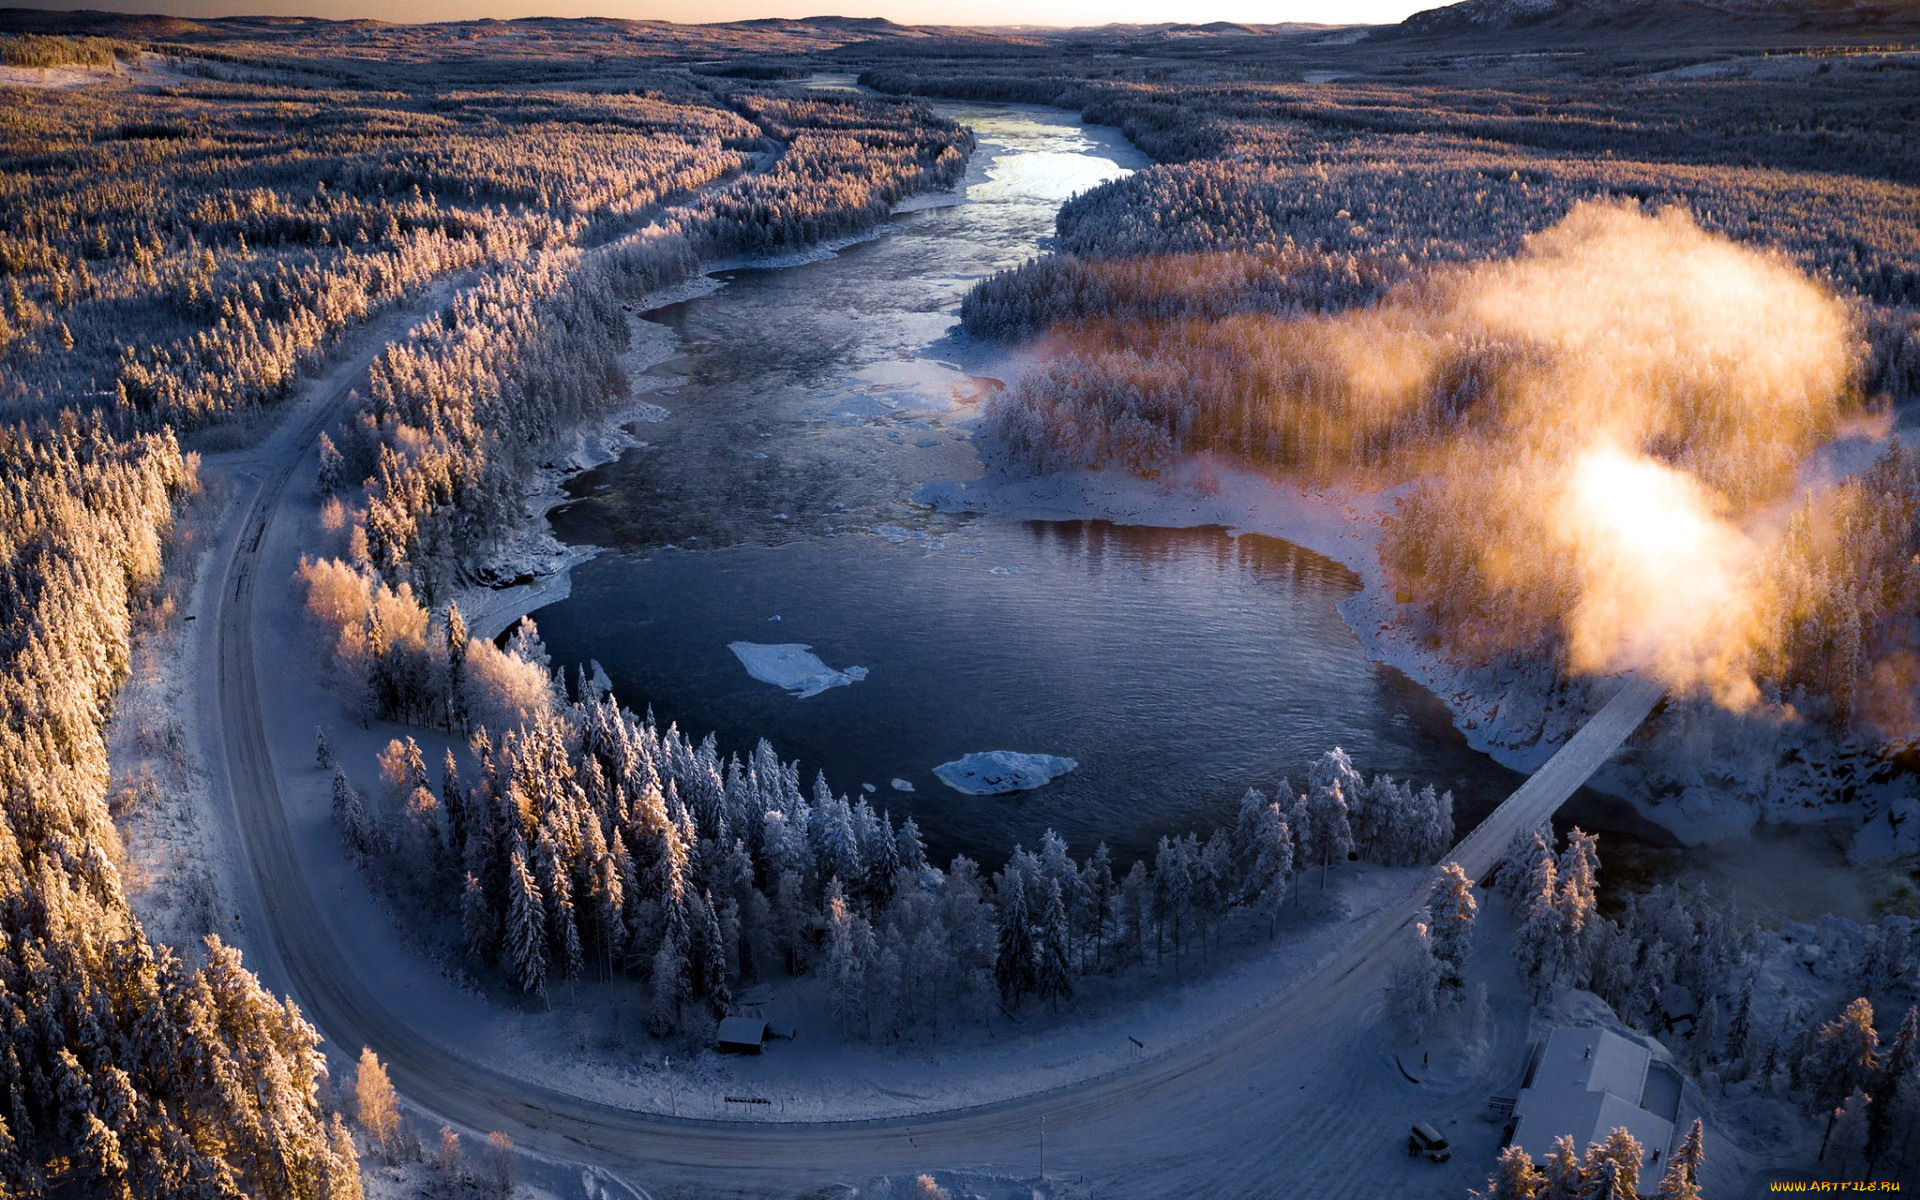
[108,476,245,956]
[933,750,1079,795]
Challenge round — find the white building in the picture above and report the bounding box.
[1509,1027,1682,1167]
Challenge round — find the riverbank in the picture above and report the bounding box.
[915,447,1918,869]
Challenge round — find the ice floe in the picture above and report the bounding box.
[727,642,868,699]
[933,751,1078,795]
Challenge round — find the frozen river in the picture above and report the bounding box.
[534,95,1715,874]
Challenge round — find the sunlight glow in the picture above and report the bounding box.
[1552,444,1763,709]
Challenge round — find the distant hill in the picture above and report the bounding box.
[1396,0,1920,38]
[0,6,212,37]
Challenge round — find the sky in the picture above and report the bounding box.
[31,0,1432,29]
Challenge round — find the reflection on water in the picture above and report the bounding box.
[538,520,1661,867]
[536,98,1682,872]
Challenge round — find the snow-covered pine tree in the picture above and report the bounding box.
[1496,823,1552,901]
[1037,878,1073,1011]
[1418,784,1455,862]
[995,867,1037,1004]
[318,431,345,496]
[1805,997,1881,1157]
[811,780,863,887]
[826,885,873,1039]
[1385,919,1442,1040]
[1250,803,1294,937]
[647,937,688,1037]
[1081,842,1115,970]
[896,815,928,876]
[1691,997,1721,1074]
[332,765,378,860]
[463,871,497,964]
[1427,861,1477,998]
[504,843,549,1005]
[1232,787,1270,868]
[1538,1134,1584,1200]
[1725,972,1757,1080]
[1305,748,1357,887]
[1478,1144,1546,1199]
[1868,1005,1919,1168]
[1654,1118,1705,1200]
[445,601,469,733]
[1512,852,1562,1003]
[691,891,731,1017]
[1556,828,1601,983]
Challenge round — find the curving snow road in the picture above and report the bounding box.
[195,134,1666,1197]
[205,305,1665,1195]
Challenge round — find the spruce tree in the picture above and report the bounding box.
[1655,1119,1705,1200]
[1480,1144,1546,1199]
[1428,861,1477,998]
[1037,878,1073,1011]
[995,873,1037,1005]
[504,845,549,1005]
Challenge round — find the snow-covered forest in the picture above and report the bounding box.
[0,420,366,1199]
[0,19,966,1197]
[7,3,1920,1196]
[327,685,1455,1039]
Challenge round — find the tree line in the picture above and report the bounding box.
[0,416,362,1198]
[327,660,1455,1042]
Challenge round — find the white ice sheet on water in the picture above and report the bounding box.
[933,750,1078,795]
[727,642,868,698]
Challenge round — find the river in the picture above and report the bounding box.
[530,92,1858,914]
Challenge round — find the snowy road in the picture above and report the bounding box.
[195,106,1668,1196]
[206,294,1666,1195]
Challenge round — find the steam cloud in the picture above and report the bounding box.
[1358,202,1860,704]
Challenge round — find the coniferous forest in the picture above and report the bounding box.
[6,4,1920,1198]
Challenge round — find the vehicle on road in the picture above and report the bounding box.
[1408,1121,1451,1163]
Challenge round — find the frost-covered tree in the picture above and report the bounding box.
[1654,1119,1705,1200]
[826,886,873,1039]
[332,765,378,859]
[1805,998,1881,1158]
[1386,919,1442,1039]
[995,867,1038,1004]
[1478,1144,1546,1199]
[1513,852,1562,1002]
[1037,878,1074,1011]
[1305,748,1359,886]
[1428,861,1477,998]
[504,844,549,1005]
[354,1047,400,1163]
